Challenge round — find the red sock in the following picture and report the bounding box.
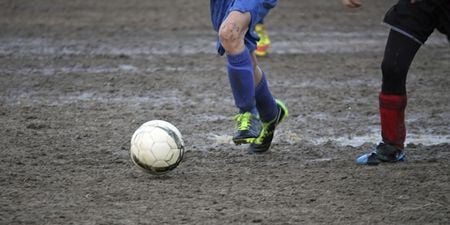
[379,92,407,149]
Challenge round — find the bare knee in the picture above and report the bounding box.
[218,12,250,54]
[218,23,245,53]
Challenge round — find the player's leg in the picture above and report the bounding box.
[247,54,288,153]
[356,29,420,165]
[247,4,288,153]
[219,11,262,145]
[356,0,443,165]
[213,0,283,147]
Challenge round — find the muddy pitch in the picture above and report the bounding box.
[1,0,449,224]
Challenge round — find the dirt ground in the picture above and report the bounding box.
[1,0,449,224]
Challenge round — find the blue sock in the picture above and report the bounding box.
[227,48,258,115]
[255,73,278,122]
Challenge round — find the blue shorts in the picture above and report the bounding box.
[210,0,278,55]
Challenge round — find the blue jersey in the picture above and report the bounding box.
[210,0,278,55]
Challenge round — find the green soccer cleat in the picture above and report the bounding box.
[232,112,262,145]
[248,99,288,153]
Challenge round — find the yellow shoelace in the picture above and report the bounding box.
[234,112,252,131]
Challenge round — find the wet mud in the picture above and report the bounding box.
[1,0,449,224]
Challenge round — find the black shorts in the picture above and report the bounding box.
[384,0,450,44]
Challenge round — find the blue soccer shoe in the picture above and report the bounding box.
[356,143,406,165]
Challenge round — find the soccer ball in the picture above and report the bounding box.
[130,120,185,175]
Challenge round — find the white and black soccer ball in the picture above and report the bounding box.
[130,120,184,175]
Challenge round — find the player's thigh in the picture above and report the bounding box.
[384,0,441,44]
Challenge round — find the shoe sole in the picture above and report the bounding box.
[255,50,268,57]
[356,149,406,165]
[233,137,257,145]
